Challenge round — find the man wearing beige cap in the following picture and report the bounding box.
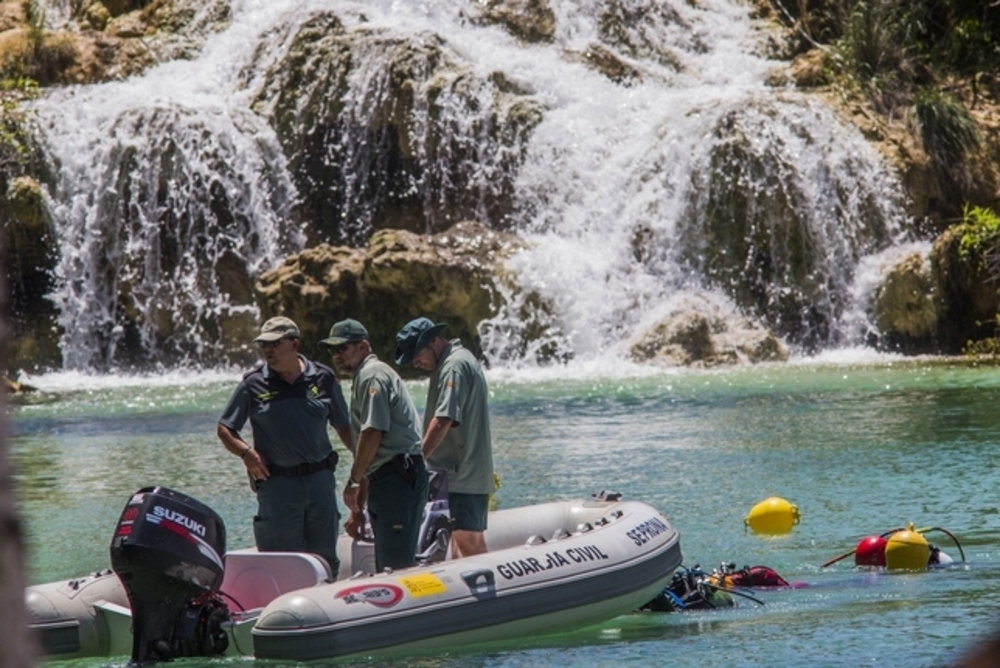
[217,316,352,575]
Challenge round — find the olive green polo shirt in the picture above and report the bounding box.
[424,340,494,494]
[350,354,422,474]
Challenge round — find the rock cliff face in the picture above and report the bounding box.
[2,175,59,368]
[251,12,544,245]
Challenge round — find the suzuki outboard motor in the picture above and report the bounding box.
[109,486,229,663]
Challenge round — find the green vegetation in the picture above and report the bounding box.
[0,1,76,85]
[956,203,1000,269]
[962,331,1000,358]
[792,1,1000,89]
[0,78,38,187]
[910,88,980,202]
[953,204,1000,328]
[838,0,912,113]
[777,1,1000,216]
[912,88,978,169]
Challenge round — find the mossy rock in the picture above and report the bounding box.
[629,295,788,367]
[255,222,527,367]
[872,251,939,352]
[930,227,1000,351]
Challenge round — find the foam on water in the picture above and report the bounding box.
[17,368,241,394]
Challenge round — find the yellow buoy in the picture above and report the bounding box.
[744,497,800,535]
[885,523,929,570]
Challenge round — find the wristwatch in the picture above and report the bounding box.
[347,476,362,488]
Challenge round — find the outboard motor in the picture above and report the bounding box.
[109,486,229,663]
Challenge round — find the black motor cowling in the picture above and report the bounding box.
[109,486,229,663]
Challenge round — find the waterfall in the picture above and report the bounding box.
[27,0,913,371]
[467,0,911,362]
[31,0,310,369]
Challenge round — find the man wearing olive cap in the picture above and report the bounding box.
[395,316,494,557]
[217,316,351,575]
[321,318,429,572]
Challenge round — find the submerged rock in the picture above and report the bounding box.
[566,43,644,86]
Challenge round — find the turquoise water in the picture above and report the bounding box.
[11,359,1000,667]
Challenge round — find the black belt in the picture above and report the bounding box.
[368,454,423,482]
[269,452,338,477]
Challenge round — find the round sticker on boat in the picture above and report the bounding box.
[335,584,405,608]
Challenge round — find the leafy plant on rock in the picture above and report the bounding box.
[957,203,1000,272]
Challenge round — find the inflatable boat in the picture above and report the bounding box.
[27,485,682,662]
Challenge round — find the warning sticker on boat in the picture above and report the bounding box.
[398,573,447,597]
[335,584,404,607]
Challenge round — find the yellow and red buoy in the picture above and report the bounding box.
[744,497,800,535]
[884,523,930,570]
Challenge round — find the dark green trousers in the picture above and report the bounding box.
[367,460,429,571]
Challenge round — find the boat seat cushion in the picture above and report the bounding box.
[220,550,332,611]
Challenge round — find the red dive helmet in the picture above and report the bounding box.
[854,535,888,567]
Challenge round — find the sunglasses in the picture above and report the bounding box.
[258,336,294,349]
[328,341,358,355]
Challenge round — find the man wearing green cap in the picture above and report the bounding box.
[217,316,352,575]
[321,318,430,572]
[395,316,494,557]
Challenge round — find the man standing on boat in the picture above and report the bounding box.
[217,316,351,576]
[321,318,430,572]
[395,317,494,557]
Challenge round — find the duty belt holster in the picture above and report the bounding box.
[268,452,338,477]
[393,453,420,484]
[369,454,422,484]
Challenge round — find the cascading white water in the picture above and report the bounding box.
[467,0,913,362]
[32,0,311,369]
[28,0,914,370]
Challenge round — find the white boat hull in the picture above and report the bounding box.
[26,496,682,661]
[253,497,681,660]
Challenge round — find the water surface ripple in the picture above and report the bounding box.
[13,361,1000,667]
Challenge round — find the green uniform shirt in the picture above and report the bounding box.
[425,340,494,494]
[350,353,422,474]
